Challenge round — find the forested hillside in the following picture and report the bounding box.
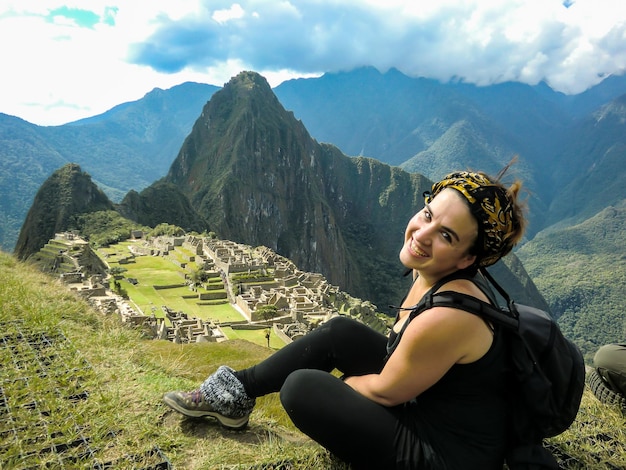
[516,204,626,360]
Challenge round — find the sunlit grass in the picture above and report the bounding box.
[221,326,286,349]
[1,250,340,468]
[101,245,238,321]
[98,243,281,349]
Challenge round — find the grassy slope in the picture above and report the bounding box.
[0,251,343,469]
[1,250,625,469]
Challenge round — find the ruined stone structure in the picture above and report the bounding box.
[50,232,390,345]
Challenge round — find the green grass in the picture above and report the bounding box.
[99,241,390,345]
[0,250,344,469]
[221,326,286,349]
[99,242,267,345]
[115,255,188,286]
[2,250,626,469]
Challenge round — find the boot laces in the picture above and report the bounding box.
[189,390,204,404]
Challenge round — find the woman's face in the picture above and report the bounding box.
[399,188,478,279]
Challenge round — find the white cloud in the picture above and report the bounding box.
[212,3,245,24]
[1,0,625,126]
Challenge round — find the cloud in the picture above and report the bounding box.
[1,0,625,125]
[129,0,626,94]
[47,6,101,28]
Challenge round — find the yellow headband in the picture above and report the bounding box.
[425,171,518,267]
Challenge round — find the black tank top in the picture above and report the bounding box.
[387,272,509,470]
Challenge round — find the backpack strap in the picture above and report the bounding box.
[422,291,519,329]
[409,268,520,330]
[386,269,513,361]
[406,269,482,318]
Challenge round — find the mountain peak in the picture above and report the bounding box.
[228,70,272,90]
[14,163,114,260]
[211,70,287,122]
[165,69,310,193]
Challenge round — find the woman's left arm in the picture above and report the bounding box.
[343,307,485,406]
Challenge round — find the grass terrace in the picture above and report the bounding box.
[97,241,279,347]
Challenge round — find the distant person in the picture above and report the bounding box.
[591,343,626,405]
[163,167,526,470]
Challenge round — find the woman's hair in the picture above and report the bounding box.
[424,163,527,267]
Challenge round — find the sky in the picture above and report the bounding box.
[1,0,626,126]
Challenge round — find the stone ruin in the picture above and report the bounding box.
[52,232,390,345]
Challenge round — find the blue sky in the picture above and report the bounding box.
[1,0,625,126]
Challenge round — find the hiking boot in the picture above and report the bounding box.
[163,389,250,429]
[164,366,255,430]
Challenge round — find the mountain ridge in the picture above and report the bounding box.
[15,73,549,318]
[14,163,114,260]
[165,71,427,307]
[4,67,626,358]
[3,67,626,253]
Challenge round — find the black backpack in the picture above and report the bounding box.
[411,268,586,469]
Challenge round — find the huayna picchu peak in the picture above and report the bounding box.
[158,71,542,311]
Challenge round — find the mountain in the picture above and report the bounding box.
[41,82,219,199]
[3,68,626,253]
[117,180,209,233]
[516,203,626,360]
[0,82,218,253]
[274,68,626,237]
[157,71,544,312]
[4,67,626,352]
[547,94,626,226]
[16,72,546,314]
[163,71,430,309]
[274,67,456,166]
[14,163,114,260]
[0,114,70,252]
[276,69,626,348]
[275,68,626,171]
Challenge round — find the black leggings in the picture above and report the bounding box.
[235,316,403,469]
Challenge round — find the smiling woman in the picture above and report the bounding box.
[163,167,528,470]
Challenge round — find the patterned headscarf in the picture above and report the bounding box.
[424,171,519,267]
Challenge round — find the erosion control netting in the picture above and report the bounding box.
[0,320,171,469]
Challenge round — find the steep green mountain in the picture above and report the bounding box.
[275,69,626,239]
[163,72,422,308]
[548,94,626,226]
[0,114,69,252]
[7,67,624,311]
[516,203,626,360]
[13,73,549,315]
[14,163,114,260]
[117,180,209,233]
[4,68,626,254]
[159,71,546,312]
[0,82,217,252]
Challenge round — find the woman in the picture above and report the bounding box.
[163,169,526,469]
